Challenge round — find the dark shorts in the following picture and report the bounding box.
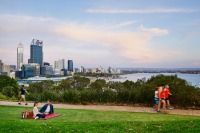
[165,98,169,100]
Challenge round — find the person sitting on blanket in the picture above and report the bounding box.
[39,100,54,115]
[33,102,45,120]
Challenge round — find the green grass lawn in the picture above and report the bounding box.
[0,105,200,133]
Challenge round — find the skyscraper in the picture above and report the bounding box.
[29,39,43,66]
[68,60,73,72]
[54,59,65,73]
[17,42,23,70]
[0,60,3,72]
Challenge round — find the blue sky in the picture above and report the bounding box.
[0,0,200,68]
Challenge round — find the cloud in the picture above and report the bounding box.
[0,13,173,67]
[54,22,171,65]
[111,21,135,28]
[140,25,169,36]
[85,8,199,14]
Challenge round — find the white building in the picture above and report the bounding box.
[17,42,23,70]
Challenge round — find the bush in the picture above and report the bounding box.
[0,93,8,100]
[23,75,200,108]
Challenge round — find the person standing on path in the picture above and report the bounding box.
[164,85,172,109]
[18,85,29,105]
[157,85,166,112]
[154,87,159,111]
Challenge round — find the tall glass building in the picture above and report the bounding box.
[17,42,23,70]
[68,60,73,72]
[29,39,43,66]
[21,63,40,78]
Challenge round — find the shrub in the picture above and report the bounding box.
[0,93,8,100]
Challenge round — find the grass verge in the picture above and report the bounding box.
[0,105,200,132]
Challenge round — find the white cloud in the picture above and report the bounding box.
[140,25,169,36]
[0,13,174,67]
[111,21,135,28]
[86,8,199,14]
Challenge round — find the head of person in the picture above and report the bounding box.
[22,85,25,88]
[47,100,51,105]
[34,102,38,107]
[165,85,169,88]
[155,87,159,91]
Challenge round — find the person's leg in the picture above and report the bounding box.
[167,100,170,108]
[24,97,28,105]
[18,98,22,104]
[36,114,45,118]
[162,99,166,109]
[157,99,161,112]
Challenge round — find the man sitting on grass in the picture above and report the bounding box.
[40,100,54,115]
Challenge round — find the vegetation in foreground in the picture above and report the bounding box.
[0,105,200,133]
[0,74,200,108]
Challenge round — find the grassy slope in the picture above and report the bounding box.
[0,105,200,133]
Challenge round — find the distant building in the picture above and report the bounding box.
[29,39,43,66]
[68,60,73,72]
[15,70,23,79]
[0,60,3,72]
[17,42,23,70]
[74,68,80,73]
[21,63,40,78]
[80,66,85,73]
[2,65,10,76]
[60,69,68,76]
[41,65,54,76]
[87,68,97,73]
[10,65,16,71]
[54,59,65,74]
[43,62,50,66]
[10,71,15,79]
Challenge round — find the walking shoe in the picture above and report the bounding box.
[25,103,28,105]
[18,102,21,105]
[35,116,39,120]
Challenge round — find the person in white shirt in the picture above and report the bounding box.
[154,87,159,111]
[33,102,45,120]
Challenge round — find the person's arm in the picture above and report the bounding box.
[39,104,46,113]
[169,89,172,95]
[18,91,21,97]
[25,89,29,95]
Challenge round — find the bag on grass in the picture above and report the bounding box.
[21,111,33,119]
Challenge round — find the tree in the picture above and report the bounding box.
[90,79,106,91]
[0,75,18,98]
[72,76,90,89]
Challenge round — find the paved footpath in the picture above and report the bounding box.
[0,101,200,116]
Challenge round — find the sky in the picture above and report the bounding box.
[0,0,200,68]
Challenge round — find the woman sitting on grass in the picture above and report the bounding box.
[33,102,45,120]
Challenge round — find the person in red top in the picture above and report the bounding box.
[164,85,172,109]
[157,85,166,112]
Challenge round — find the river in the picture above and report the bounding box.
[110,73,200,87]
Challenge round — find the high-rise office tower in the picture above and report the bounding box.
[17,42,23,70]
[68,60,73,72]
[54,59,65,70]
[0,60,4,72]
[29,39,43,66]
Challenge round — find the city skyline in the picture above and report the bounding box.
[0,0,200,68]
